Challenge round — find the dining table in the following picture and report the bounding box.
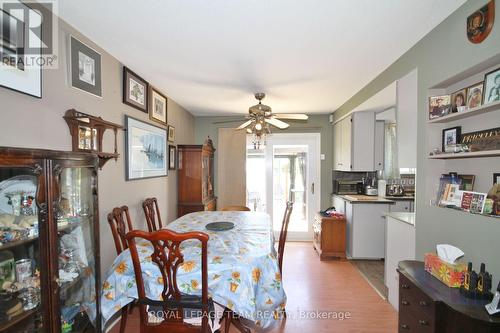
[100,211,287,330]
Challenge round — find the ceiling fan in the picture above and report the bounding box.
[231,93,309,133]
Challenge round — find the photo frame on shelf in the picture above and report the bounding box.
[442,126,461,153]
[494,173,500,185]
[429,95,451,119]
[450,88,467,113]
[149,87,167,125]
[460,191,487,214]
[0,2,42,98]
[458,174,475,191]
[168,145,177,170]
[167,125,175,142]
[125,116,167,180]
[483,67,500,105]
[70,36,102,97]
[123,67,149,113]
[465,82,484,108]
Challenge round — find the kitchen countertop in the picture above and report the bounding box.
[384,212,415,226]
[385,195,415,201]
[332,194,396,204]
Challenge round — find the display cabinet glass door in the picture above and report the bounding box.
[0,167,45,332]
[56,167,98,332]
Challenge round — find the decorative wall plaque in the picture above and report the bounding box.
[467,0,495,44]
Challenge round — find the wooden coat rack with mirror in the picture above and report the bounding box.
[64,109,123,168]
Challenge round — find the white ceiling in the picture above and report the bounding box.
[58,0,465,116]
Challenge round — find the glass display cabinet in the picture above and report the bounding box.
[0,147,101,333]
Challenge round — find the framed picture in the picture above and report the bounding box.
[167,125,175,142]
[442,126,461,153]
[0,3,42,98]
[149,88,167,125]
[484,67,500,105]
[168,145,177,170]
[458,174,475,191]
[125,116,167,180]
[494,173,500,185]
[460,191,487,214]
[429,95,451,119]
[123,67,149,112]
[450,88,467,113]
[467,0,495,44]
[466,82,484,108]
[70,36,102,97]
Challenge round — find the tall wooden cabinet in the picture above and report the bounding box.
[177,138,216,217]
[0,147,101,333]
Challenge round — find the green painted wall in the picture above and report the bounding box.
[194,115,333,209]
[333,0,500,284]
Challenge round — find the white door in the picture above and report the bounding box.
[264,133,320,241]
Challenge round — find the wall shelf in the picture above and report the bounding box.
[428,100,500,124]
[428,149,500,159]
[431,205,500,220]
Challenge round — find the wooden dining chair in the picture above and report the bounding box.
[142,197,164,232]
[220,205,251,211]
[277,201,294,274]
[107,206,135,333]
[125,229,212,333]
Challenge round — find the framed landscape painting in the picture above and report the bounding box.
[125,116,167,180]
[123,67,149,112]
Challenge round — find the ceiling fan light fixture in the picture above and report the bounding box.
[255,122,262,131]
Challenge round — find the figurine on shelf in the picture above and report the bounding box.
[487,184,500,215]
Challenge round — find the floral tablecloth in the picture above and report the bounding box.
[100,211,286,328]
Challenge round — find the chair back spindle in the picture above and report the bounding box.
[277,201,293,274]
[142,197,164,231]
[107,206,134,255]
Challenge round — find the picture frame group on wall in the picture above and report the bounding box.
[125,116,167,180]
[70,36,102,97]
[123,67,149,112]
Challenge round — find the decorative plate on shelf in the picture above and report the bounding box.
[205,222,234,231]
[0,176,37,215]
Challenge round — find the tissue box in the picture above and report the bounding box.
[424,253,466,288]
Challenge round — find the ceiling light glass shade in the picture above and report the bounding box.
[255,122,262,131]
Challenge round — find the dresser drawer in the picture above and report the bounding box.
[399,311,435,333]
[400,275,435,316]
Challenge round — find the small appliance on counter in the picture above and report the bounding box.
[387,184,405,197]
[362,175,378,196]
[332,180,364,195]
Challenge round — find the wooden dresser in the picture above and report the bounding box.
[397,261,500,332]
[313,213,346,260]
[177,138,217,217]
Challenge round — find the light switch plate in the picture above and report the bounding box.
[320,154,325,160]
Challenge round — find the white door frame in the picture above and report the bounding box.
[264,133,321,241]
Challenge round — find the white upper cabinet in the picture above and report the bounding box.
[396,69,418,168]
[333,112,376,171]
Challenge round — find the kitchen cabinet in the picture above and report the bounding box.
[374,120,385,171]
[384,214,415,310]
[333,112,376,171]
[0,147,101,333]
[332,195,346,214]
[390,200,414,213]
[345,201,390,259]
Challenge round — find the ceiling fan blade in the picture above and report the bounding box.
[265,117,290,129]
[273,113,309,120]
[237,120,254,130]
[212,118,247,124]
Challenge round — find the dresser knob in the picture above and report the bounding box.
[419,320,429,326]
[400,324,409,329]
[401,300,409,306]
[419,300,429,306]
[401,284,410,289]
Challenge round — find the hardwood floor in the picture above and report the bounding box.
[107,242,397,333]
[350,259,388,299]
